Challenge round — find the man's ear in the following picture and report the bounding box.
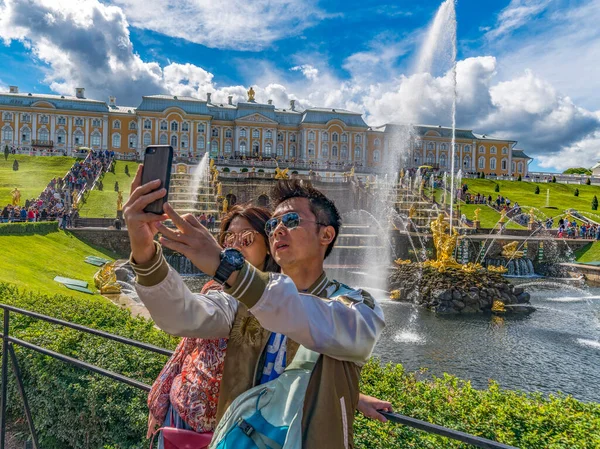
[320,225,336,246]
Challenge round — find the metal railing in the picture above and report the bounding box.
[0,303,518,449]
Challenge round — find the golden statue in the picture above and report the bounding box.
[222,198,229,214]
[499,209,507,224]
[491,300,506,313]
[488,264,508,274]
[424,213,462,270]
[400,169,405,178]
[10,187,20,206]
[116,191,123,211]
[389,290,401,300]
[501,241,524,259]
[461,262,484,273]
[247,87,256,102]
[274,166,289,179]
[394,259,412,265]
[176,164,187,174]
[94,262,121,295]
[528,208,536,224]
[408,204,417,219]
[217,182,222,196]
[350,166,355,177]
[474,208,481,222]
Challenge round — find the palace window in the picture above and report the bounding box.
[182,122,189,132]
[341,145,348,159]
[252,129,259,138]
[143,132,152,147]
[414,140,422,149]
[181,135,189,149]
[332,133,338,142]
[91,132,101,147]
[225,141,232,154]
[341,134,348,143]
[265,143,272,156]
[144,119,152,130]
[322,132,329,142]
[332,145,338,157]
[73,130,84,146]
[414,153,421,165]
[39,115,49,125]
[354,146,362,160]
[355,134,362,144]
[463,155,471,168]
[479,146,485,153]
[212,128,219,137]
[21,126,31,142]
[74,117,83,127]
[56,129,66,144]
[240,128,247,138]
[308,131,315,141]
[113,120,121,129]
[373,150,380,163]
[197,136,205,149]
[464,145,471,152]
[321,144,329,158]
[501,159,507,170]
[289,144,296,158]
[197,123,205,133]
[502,147,508,155]
[512,161,516,172]
[129,134,138,149]
[277,133,283,142]
[240,141,247,155]
[374,138,380,147]
[308,143,315,157]
[277,144,284,157]
[171,121,178,132]
[478,156,485,169]
[170,135,178,148]
[518,162,523,173]
[490,158,497,170]
[2,125,13,141]
[2,112,13,121]
[39,128,50,142]
[112,133,121,148]
[21,113,31,123]
[92,118,101,128]
[427,142,434,150]
[266,130,272,140]
[160,120,168,131]
[57,116,66,125]
[290,134,296,142]
[225,129,232,138]
[440,154,447,167]
[490,146,497,154]
[211,140,218,153]
[427,152,435,164]
[441,143,447,151]
[252,141,259,155]
[159,133,167,145]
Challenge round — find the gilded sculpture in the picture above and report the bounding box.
[528,208,536,224]
[501,241,524,259]
[247,87,256,102]
[94,262,122,295]
[424,213,462,270]
[274,166,289,179]
[474,208,481,222]
[10,187,20,206]
[116,191,123,211]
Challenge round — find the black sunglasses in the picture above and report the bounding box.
[265,212,327,237]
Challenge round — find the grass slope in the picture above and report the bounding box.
[79,160,139,218]
[0,155,75,206]
[574,241,600,263]
[0,230,119,298]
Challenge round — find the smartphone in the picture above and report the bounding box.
[141,145,173,214]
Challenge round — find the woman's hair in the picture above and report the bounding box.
[218,204,280,273]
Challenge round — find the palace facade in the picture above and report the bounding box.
[0,86,531,176]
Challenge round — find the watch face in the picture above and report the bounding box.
[223,248,245,269]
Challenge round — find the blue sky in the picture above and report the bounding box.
[0,0,599,172]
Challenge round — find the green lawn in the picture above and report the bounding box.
[574,241,600,263]
[79,160,139,217]
[0,230,119,298]
[0,154,76,207]
[459,204,523,229]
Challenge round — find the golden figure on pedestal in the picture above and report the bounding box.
[116,191,123,211]
[274,166,289,179]
[501,241,524,259]
[424,213,462,270]
[247,87,256,102]
[94,262,121,295]
[10,187,20,206]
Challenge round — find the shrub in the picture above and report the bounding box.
[494,184,500,192]
[3,145,8,161]
[222,167,230,173]
[125,164,130,176]
[258,169,264,173]
[0,221,58,235]
[552,176,557,183]
[517,175,522,181]
[292,170,299,175]
[575,188,580,197]
[535,186,540,195]
[12,159,19,171]
[593,196,598,211]
[587,178,591,185]
[241,168,248,173]
[114,181,119,192]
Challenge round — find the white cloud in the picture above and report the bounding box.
[485,0,551,41]
[290,65,319,81]
[112,0,325,51]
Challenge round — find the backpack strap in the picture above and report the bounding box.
[236,418,284,449]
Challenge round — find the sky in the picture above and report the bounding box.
[0,0,599,173]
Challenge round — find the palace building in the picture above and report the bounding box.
[0,86,531,176]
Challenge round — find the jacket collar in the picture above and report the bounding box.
[304,272,329,298]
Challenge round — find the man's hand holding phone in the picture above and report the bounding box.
[124,165,168,264]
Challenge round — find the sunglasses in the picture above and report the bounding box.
[222,230,260,248]
[264,212,327,237]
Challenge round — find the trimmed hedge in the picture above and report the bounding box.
[0,221,59,235]
[0,283,598,448]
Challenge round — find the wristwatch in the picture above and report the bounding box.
[213,248,245,287]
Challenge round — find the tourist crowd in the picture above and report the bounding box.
[2,150,113,227]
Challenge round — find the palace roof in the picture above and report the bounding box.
[0,92,108,113]
[511,150,532,160]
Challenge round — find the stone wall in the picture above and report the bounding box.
[69,229,131,258]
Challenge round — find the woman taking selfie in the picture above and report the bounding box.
[147,204,392,447]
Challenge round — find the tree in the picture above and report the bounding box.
[552,176,557,183]
[574,188,579,197]
[587,178,591,185]
[124,164,130,176]
[12,159,18,171]
[494,184,500,193]
[593,196,598,211]
[4,145,8,161]
[114,181,119,192]
[517,175,522,181]
[535,186,540,194]
[563,167,592,175]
